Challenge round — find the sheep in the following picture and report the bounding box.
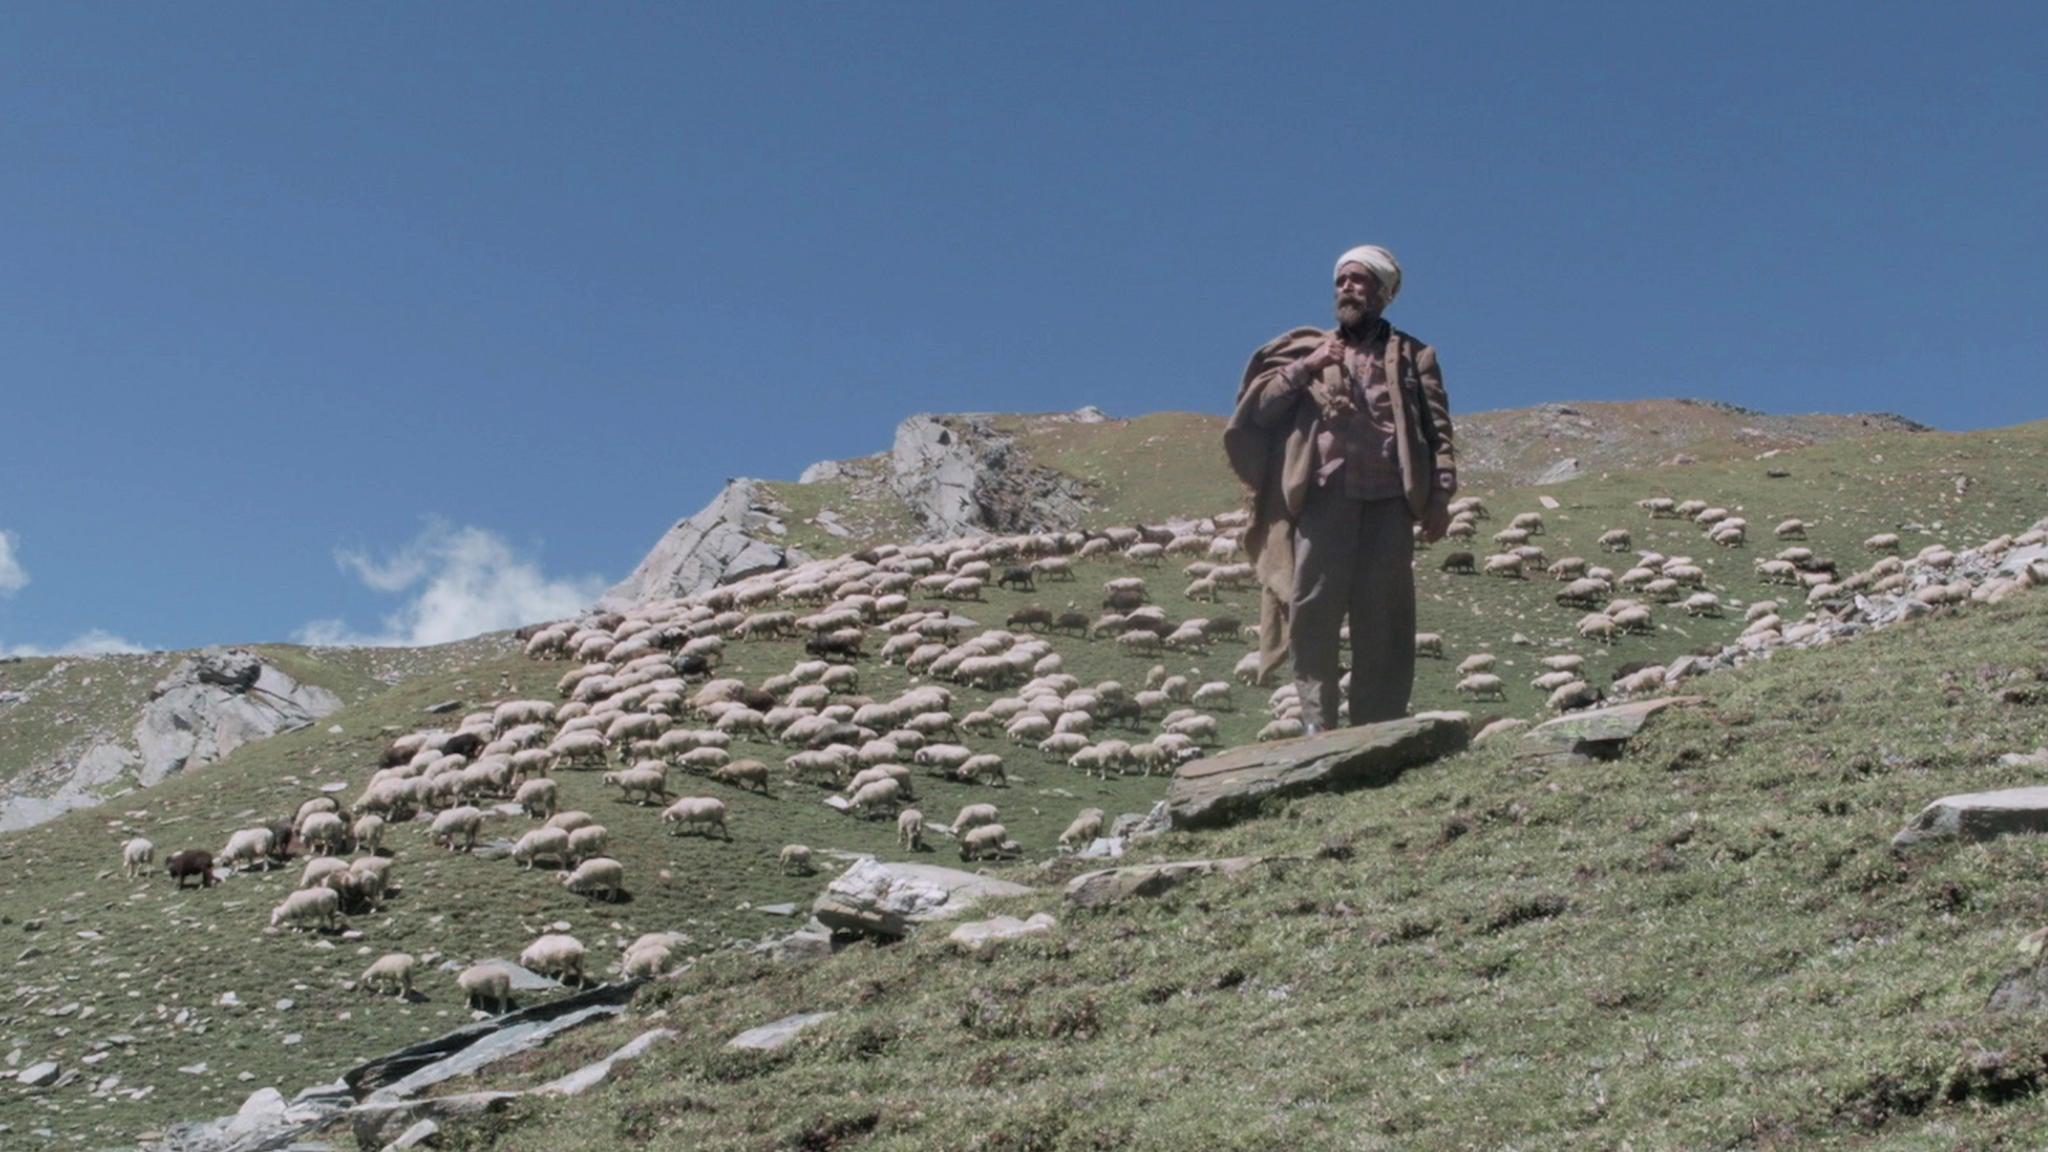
[1257,718,1307,742]
[662,796,731,839]
[622,940,673,979]
[561,856,626,901]
[1448,496,1489,520]
[165,849,216,889]
[512,777,558,820]
[959,823,1014,862]
[1510,512,1546,536]
[458,963,514,1014]
[1539,654,1585,673]
[711,758,771,793]
[603,764,670,806]
[897,808,926,851]
[1530,671,1578,692]
[513,827,572,871]
[1456,674,1506,701]
[1456,653,1496,675]
[350,814,385,856]
[1547,557,1589,581]
[1060,808,1106,851]
[951,803,1001,836]
[1864,532,1902,554]
[360,953,416,998]
[430,806,484,853]
[957,753,1009,787]
[220,827,276,873]
[300,856,350,890]
[849,777,904,817]
[1577,615,1619,645]
[1682,592,1723,617]
[780,844,816,875]
[1547,680,1600,712]
[519,933,587,987]
[1637,497,1677,518]
[1191,681,1234,710]
[1773,518,1808,540]
[548,730,609,771]
[1598,529,1633,552]
[269,886,342,932]
[120,837,155,878]
[1165,714,1219,744]
[1483,554,1525,579]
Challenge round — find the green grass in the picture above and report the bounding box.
[398,557,2048,1152]
[0,416,2043,1148]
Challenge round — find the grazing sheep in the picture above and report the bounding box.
[166,849,216,889]
[849,777,904,817]
[1438,552,1476,574]
[1577,615,1619,644]
[121,837,155,878]
[1598,529,1632,552]
[430,806,484,853]
[269,886,342,932]
[951,803,1000,836]
[898,809,925,851]
[1547,680,1600,712]
[458,963,514,1014]
[1190,681,1234,710]
[1257,718,1307,742]
[1530,671,1578,693]
[957,753,1009,787]
[548,730,609,771]
[566,824,609,864]
[513,827,572,870]
[1510,512,1545,536]
[561,856,626,901]
[1539,654,1584,673]
[1774,518,1808,540]
[780,844,815,875]
[1448,496,1489,520]
[519,933,587,986]
[351,814,385,855]
[1864,532,1902,554]
[1483,554,1524,579]
[546,810,595,833]
[959,823,1014,862]
[1415,632,1444,658]
[603,764,670,806]
[300,856,350,890]
[515,778,559,819]
[1455,674,1506,701]
[661,797,730,839]
[711,758,771,793]
[1060,808,1105,851]
[622,941,673,979]
[360,953,416,998]
[1165,714,1219,744]
[1682,592,1722,617]
[220,827,276,873]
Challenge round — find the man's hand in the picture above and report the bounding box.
[1420,490,1453,543]
[1299,336,1345,377]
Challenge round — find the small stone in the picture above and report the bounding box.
[275,998,295,1011]
[178,1061,208,1075]
[218,991,241,1007]
[282,1033,303,1046]
[726,1011,836,1052]
[16,1061,60,1087]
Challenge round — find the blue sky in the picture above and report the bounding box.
[2,2,2042,654]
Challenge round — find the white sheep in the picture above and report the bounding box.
[515,777,558,819]
[360,953,416,998]
[300,856,350,890]
[351,814,385,855]
[959,823,1014,862]
[269,886,341,932]
[1455,674,1506,701]
[220,827,275,873]
[1864,532,1902,554]
[1539,654,1584,673]
[622,940,672,979]
[566,824,609,863]
[848,777,904,817]
[1190,681,1234,710]
[1547,680,1599,712]
[1455,654,1496,675]
[1059,808,1105,851]
[897,809,925,851]
[513,827,572,870]
[779,844,815,875]
[430,805,484,853]
[1598,529,1633,552]
[120,837,155,878]
[603,763,670,806]
[561,856,625,901]
[458,963,513,1014]
[661,797,730,839]
[1415,632,1444,658]
[1257,718,1306,742]
[519,933,587,986]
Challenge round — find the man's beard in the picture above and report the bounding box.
[1335,296,1376,332]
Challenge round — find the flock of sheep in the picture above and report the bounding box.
[105,480,2039,1016]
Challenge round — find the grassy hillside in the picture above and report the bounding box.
[0,417,2040,1149]
[458,563,2048,1152]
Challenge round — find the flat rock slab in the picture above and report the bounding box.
[727,1011,836,1052]
[1166,715,1469,830]
[1514,696,1703,764]
[1894,787,2048,848]
[947,912,1058,953]
[812,858,1033,938]
[1065,856,1268,909]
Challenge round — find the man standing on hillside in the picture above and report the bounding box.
[1223,246,1457,731]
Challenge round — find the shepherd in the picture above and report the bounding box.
[1223,245,1457,731]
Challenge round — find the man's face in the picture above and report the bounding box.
[1334,264,1383,329]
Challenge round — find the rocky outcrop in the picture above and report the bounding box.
[888,412,1094,539]
[1892,787,2048,849]
[1513,697,1704,766]
[0,648,341,832]
[1164,714,1471,830]
[600,479,809,607]
[135,649,342,788]
[811,858,1034,938]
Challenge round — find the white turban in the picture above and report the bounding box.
[1334,245,1401,305]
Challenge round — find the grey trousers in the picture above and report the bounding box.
[1289,490,1416,729]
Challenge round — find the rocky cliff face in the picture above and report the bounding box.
[600,479,811,609]
[0,648,341,831]
[886,411,1097,539]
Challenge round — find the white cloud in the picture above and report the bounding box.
[297,520,604,648]
[0,531,27,596]
[1,629,147,658]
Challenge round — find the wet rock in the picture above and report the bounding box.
[1065,857,1270,909]
[1893,787,2048,849]
[726,1011,836,1052]
[1165,715,1469,830]
[811,859,1033,939]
